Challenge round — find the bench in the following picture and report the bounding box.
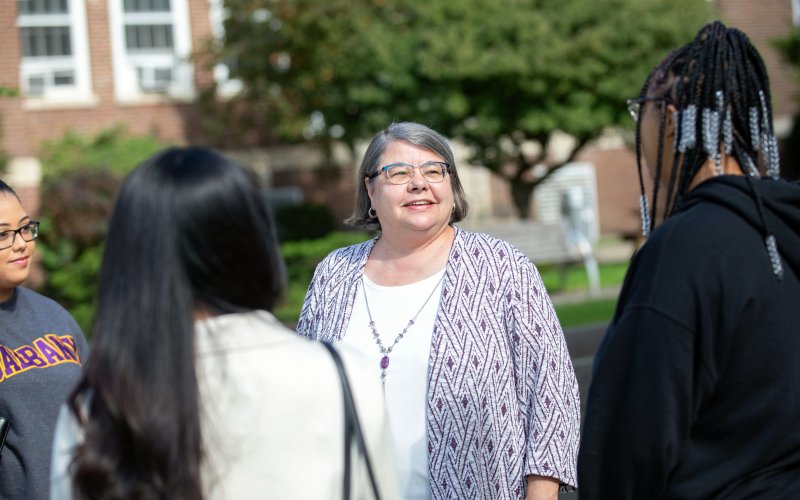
[462,220,601,295]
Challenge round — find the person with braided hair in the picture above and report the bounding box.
[578,21,800,498]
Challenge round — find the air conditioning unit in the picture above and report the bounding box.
[136,66,172,93]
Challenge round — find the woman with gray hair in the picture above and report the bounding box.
[297,122,580,499]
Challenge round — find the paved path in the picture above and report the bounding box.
[558,321,608,498]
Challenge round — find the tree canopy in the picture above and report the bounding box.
[216,0,712,216]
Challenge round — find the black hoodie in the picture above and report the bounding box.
[578,176,800,499]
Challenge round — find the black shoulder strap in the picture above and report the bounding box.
[321,342,382,500]
[0,416,10,459]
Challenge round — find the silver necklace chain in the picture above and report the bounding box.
[363,272,445,383]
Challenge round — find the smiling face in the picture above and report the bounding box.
[365,140,455,238]
[0,193,35,301]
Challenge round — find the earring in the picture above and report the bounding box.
[368,207,377,219]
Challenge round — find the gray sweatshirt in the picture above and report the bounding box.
[0,287,88,500]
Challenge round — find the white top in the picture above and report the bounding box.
[50,310,399,500]
[341,269,445,500]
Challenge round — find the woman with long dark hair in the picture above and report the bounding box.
[50,147,396,499]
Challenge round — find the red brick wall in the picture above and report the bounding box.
[716,0,798,122]
[0,3,21,154]
[0,0,215,158]
[576,145,642,237]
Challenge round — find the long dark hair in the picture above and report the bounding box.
[635,21,777,234]
[68,147,286,499]
[0,180,20,198]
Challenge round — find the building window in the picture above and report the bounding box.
[794,0,800,26]
[20,26,72,57]
[17,0,92,101]
[125,24,174,51]
[18,0,68,14]
[110,0,194,101]
[123,0,171,12]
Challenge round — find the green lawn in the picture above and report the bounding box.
[555,298,618,329]
[538,261,628,329]
[538,261,629,294]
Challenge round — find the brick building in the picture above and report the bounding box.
[0,0,226,211]
[1,0,798,235]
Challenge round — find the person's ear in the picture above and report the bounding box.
[365,177,375,203]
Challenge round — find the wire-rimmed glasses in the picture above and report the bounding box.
[626,96,668,123]
[0,221,40,250]
[366,161,451,185]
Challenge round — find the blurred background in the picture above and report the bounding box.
[2,1,799,409]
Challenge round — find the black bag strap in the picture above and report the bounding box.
[322,342,382,500]
[0,416,10,459]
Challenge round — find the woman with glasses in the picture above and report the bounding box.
[578,21,800,498]
[297,122,580,499]
[0,180,88,500]
[50,148,397,500]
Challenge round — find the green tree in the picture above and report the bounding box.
[214,0,711,217]
[38,125,165,181]
[35,127,167,333]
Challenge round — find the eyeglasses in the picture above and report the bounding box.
[366,161,451,185]
[626,96,668,123]
[0,221,39,250]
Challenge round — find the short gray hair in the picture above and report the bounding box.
[345,122,469,231]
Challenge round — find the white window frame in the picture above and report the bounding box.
[17,0,93,103]
[108,0,195,102]
[207,0,242,97]
[794,0,800,26]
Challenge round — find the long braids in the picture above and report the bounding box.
[635,21,783,278]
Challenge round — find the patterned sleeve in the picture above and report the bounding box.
[509,250,580,490]
[296,257,327,340]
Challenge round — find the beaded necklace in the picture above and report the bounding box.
[362,272,445,383]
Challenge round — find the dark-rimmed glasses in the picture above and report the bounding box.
[366,161,451,185]
[0,221,40,250]
[626,96,668,123]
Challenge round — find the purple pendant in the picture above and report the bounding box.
[380,355,390,370]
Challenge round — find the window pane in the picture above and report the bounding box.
[125,24,174,51]
[20,26,72,57]
[154,67,172,83]
[18,0,68,14]
[53,70,74,86]
[124,0,171,12]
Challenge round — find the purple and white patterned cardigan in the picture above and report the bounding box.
[296,226,580,498]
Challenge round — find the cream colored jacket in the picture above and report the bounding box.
[50,310,398,500]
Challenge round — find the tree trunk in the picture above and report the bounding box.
[510,181,535,219]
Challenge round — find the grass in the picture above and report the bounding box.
[555,298,618,329]
[538,261,629,329]
[538,261,629,294]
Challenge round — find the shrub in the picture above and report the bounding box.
[273,202,336,242]
[36,168,121,333]
[38,125,165,180]
[34,127,167,334]
[273,230,371,325]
